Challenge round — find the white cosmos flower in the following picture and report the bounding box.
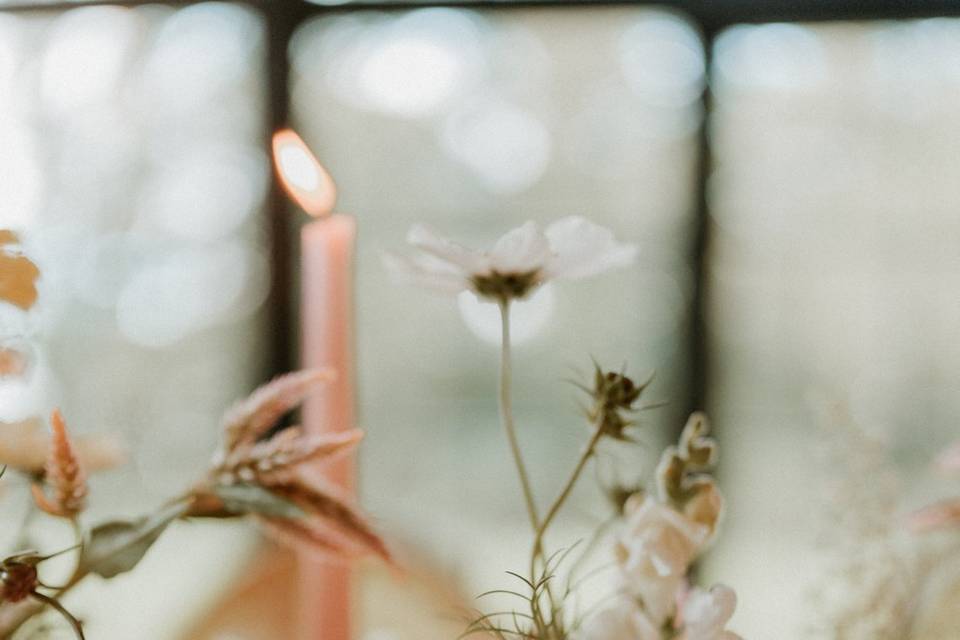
[382,216,638,301]
[576,596,660,640]
[679,584,743,640]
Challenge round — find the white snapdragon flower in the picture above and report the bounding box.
[679,585,743,640]
[576,596,660,640]
[615,494,710,624]
[382,217,638,302]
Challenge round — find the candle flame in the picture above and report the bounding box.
[272,129,337,218]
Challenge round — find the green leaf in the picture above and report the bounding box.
[212,483,306,519]
[81,502,188,579]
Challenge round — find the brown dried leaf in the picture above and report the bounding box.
[0,231,39,311]
[221,369,336,453]
[264,476,391,563]
[81,502,188,578]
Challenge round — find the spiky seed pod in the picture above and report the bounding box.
[219,369,336,455]
[587,365,650,440]
[31,410,88,518]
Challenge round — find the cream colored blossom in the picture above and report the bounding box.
[383,216,638,301]
[616,493,710,624]
[679,585,742,640]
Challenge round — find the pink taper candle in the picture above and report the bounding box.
[273,129,356,640]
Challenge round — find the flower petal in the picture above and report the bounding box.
[544,216,638,280]
[406,224,488,273]
[221,369,335,452]
[381,251,470,295]
[577,596,660,640]
[682,584,738,640]
[488,221,551,274]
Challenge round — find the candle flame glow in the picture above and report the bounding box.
[272,128,337,217]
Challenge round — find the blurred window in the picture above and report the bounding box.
[289,4,704,591]
[0,3,270,513]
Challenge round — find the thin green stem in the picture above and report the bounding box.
[530,420,605,580]
[498,301,540,532]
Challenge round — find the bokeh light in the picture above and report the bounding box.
[40,7,139,114]
[714,23,828,91]
[618,13,705,107]
[441,99,552,194]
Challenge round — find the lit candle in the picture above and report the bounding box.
[273,129,356,640]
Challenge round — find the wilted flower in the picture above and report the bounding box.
[0,550,85,639]
[657,413,722,536]
[0,555,39,604]
[679,585,742,640]
[383,216,638,303]
[576,596,660,640]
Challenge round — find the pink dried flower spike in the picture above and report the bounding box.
[220,369,336,453]
[31,409,88,519]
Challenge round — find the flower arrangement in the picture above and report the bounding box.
[386,218,741,640]
[5,217,960,639]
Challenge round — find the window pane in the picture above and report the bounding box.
[0,4,268,635]
[708,19,960,638]
[290,5,704,623]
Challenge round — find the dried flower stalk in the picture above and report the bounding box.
[217,427,362,483]
[31,410,88,519]
[196,369,391,566]
[219,368,336,454]
[0,418,125,477]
